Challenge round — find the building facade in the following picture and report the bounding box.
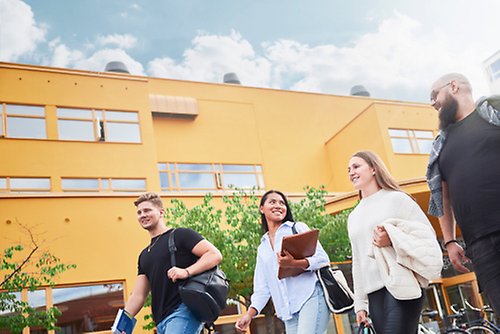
[0,62,483,333]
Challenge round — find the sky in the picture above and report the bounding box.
[0,0,499,103]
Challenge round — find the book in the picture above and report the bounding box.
[111,309,137,334]
[278,229,319,279]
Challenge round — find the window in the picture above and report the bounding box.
[487,58,500,81]
[0,177,51,193]
[62,177,146,192]
[57,107,141,143]
[388,128,434,154]
[0,283,125,333]
[158,162,264,192]
[52,283,124,333]
[0,104,46,139]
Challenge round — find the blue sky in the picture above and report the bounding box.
[1,0,499,102]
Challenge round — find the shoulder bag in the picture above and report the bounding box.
[168,229,229,325]
[291,223,355,314]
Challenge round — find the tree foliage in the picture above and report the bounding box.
[0,225,76,334]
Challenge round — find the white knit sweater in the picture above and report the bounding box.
[348,189,437,313]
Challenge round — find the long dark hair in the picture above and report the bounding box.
[259,190,294,234]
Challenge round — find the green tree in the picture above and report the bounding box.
[0,225,76,334]
[290,186,354,262]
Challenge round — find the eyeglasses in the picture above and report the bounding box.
[430,82,451,102]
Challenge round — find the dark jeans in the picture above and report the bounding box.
[466,232,500,316]
[368,287,424,334]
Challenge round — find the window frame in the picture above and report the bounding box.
[388,128,435,154]
[61,177,147,192]
[56,106,141,143]
[1,103,47,139]
[158,162,265,192]
[0,177,51,193]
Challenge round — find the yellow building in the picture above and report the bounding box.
[0,62,481,334]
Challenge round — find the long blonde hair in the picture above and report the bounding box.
[352,151,402,199]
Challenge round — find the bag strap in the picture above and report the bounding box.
[291,222,298,235]
[168,229,177,267]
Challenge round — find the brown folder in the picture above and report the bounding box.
[278,229,319,279]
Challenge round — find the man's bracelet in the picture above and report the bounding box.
[444,239,459,248]
[185,268,191,278]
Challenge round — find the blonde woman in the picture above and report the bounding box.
[347,151,442,334]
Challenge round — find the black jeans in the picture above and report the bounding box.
[368,287,424,334]
[466,232,500,316]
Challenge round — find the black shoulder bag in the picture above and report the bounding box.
[290,223,355,314]
[168,229,229,328]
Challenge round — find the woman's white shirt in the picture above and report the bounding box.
[249,221,330,321]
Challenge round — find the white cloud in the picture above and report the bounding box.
[96,34,138,49]
[47,38,144,75]
[148,31,272,87]
[0,0,46,62]
[145,12,493,101]
[49,38,84,68]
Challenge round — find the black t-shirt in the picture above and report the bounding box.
[439,110,500,244]
[138,228,204,324]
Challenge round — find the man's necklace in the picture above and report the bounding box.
[148,234,163,252]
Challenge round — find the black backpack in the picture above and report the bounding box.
[168,229,229,329]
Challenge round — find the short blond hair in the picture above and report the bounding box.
[134,192,164,209]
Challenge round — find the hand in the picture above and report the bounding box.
[235,313,252,333]
[277,250,296,268]
[446,242,470,273]
[356,310,369,327]
[373,225,391,248]
[167,266,189,283]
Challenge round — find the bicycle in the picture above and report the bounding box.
[442,305,469,333]
[461,300,500,334]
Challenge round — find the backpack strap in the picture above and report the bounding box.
[168,229,177,267]
[291,222,298,235]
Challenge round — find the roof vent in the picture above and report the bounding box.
[104,61,130,74]
[223,72,241,84]
[350,85,370,97]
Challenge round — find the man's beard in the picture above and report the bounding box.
[439,94,459,130]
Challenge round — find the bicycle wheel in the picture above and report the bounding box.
[466,325,496,334]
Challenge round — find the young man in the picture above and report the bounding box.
[426,73,500,314]
[124,192,222,333]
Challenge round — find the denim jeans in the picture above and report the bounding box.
[156,303,203,334]
[284,282,330,334]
